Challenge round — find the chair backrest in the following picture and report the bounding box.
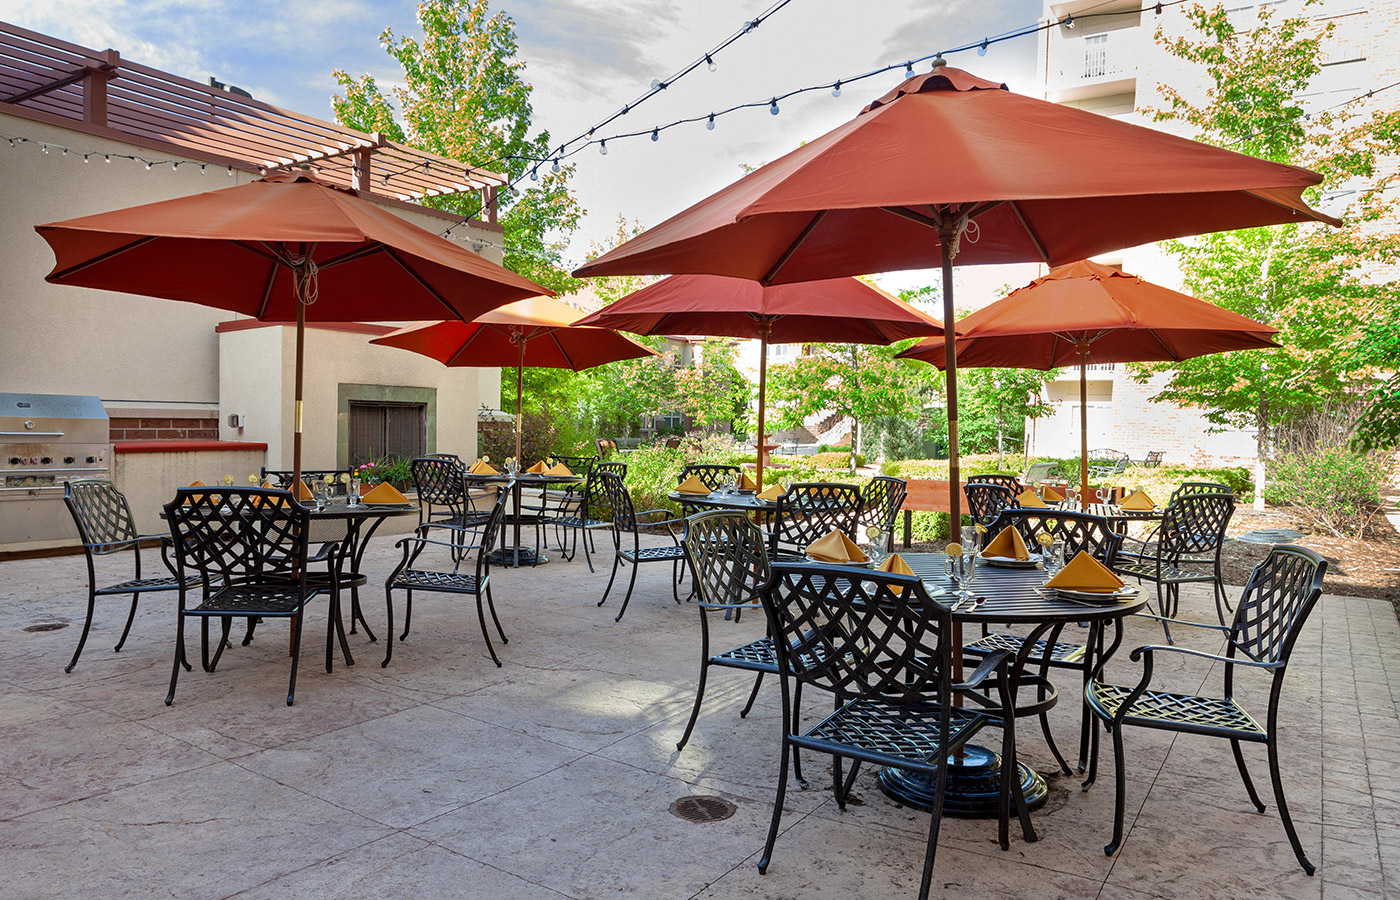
[472,485,510,576]
[770,482,862,557]
[596,470,638,535]
[1024,462,1057,484]
[260,467,349,489]
[411,456,468,523]
[1141,450,1164,468]
[1229,545,1327,666]
[859,475,907,538]
[554,454,598,475]
[165,487,309,584]
[660,436,683,449]
[679,464,741,491]
[1158,491,1235,559]
[761,562,953,706]
[968,473,1021,494]
[964,482,1017,525]
[594,461,627,479]
[1170,481,1232,502]
[684,510,771,610]
[64,479,138,553]
[596,438,618,457]
[1087,448,1127,463]
[983,508,1123,564]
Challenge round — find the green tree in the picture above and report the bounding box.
[674,338,751,433]
[332,0,582,294]
[1135,2,1400,455]
[958,368,1057,464]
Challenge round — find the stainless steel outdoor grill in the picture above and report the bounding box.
[0,393,110,545]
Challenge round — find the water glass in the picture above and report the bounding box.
[313,481,328,511]
[864,525,887,566]
[348,476,361,508]
[1046,540,1066,575]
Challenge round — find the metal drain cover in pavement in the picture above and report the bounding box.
[22,623,68,633]
[669,795,736,823]
[1236,529,1304,545]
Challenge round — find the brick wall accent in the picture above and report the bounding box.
[109,417,219,442]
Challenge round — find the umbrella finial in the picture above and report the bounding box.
[931,53,947,69]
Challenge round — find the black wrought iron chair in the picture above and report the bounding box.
[1087,449,1130,478]
[676,510,774,752]
[411,456,493,558]
[1085,545,1327,874]
[1115,490,1235,636]
[552,453,598,475]
[968,473,1022,494]
[858,475,906,554]
[678,464,741,491]
[595,471,688,622]
[164,486,339,706]
[60,479,200,673]
[766,482,862,560]
[965,481,1018,526]
[382,485,510,668]
[756,563,1031,898]
[963,507,1125,772]
[549,465,616,572]
[259,467,351,490]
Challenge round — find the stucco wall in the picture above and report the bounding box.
[112,446,269,537]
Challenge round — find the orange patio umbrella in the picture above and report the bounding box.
[35,172,550,485]
[573,273,942,489]
[573,62,1336,523]
[897,260,1280,507]
[371,295,657,463]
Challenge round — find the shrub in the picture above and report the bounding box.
[811,451,866,469]
[1263,448,1388,538]
[478,409,562,466]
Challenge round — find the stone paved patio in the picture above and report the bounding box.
[0,532,1396,900]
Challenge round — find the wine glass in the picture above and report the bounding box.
[864,524,887,566]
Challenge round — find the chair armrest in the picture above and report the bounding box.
[634,508,676,524]
[1132,611,1230,632]
[1131,643,1278,670]
[954,648,1012,691]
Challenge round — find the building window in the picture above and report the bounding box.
[348,401,426,463]
[1083,34,1108,78]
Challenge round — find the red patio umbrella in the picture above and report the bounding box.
[572,62,1336,522]
[897,260,1280,506]
[371,295,657,463]
[573,273,943,488]
[35,172,549,484]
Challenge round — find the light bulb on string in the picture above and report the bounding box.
[551,158,560,173]
[40,143,48,153]
[705,54,716,72]
[706,113,715,130]
[599,140,607,155]
[979,38,989,56]
[904,61,915,79]
[61,147,68,155]
[104,154,111,162]
[651,127,659,142]
[1062,14,1075,28]
[530,166,538,181]
[832,80,842,98]
[145,161,152,170]
[769,98,779,116]
[200,164,207,175]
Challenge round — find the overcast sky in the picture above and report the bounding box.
[0,0,1049,293]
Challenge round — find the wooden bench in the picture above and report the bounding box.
[898,479,969,548]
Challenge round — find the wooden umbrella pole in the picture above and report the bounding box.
[755,321,770,492]
[939,231,961,528]
[291,260,307,489]
[1079,346,1090,511]
[515,339,525,465]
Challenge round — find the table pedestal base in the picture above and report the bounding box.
[877,743,1048,818]
[488,547,548,568]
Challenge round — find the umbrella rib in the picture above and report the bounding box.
[47,235,159,281]
[317,244,387,270]
[382,247,468,320]
[256,261,280,318]
[762,211,827,285]
[548,330,578,370]
[1007,201,1051,263]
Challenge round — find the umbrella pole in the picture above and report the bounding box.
[515,340,525,465]
[1079,349,1090,511]
[756,322,770,492]
[939,237,961,528]
[292,264,306,489]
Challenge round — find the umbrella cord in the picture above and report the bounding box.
[293,257,319,307]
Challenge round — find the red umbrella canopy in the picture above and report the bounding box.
[371,296,657,370]
[35,172,549,321]
[572,274,942,342]
[574,66,1337,285]
[897,260,1280,368]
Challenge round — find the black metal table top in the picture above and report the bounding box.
[309,502,419,519]
[1085,503,1165,523]
[898,552,1148,625]
[464,472,581,484]
[668,490,777,511]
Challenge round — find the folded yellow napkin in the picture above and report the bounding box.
[740,473,758,491]
[677,475,711,495]
[296,480,314,501]
[1044,551,1126,593]
[187,480,206,488]
[1016,488,1048,508]
[470,460,498,475]
[362,482,409,504]
[1041,485,1064,502]
[546,462,573,477]
[876,553,914,593]
[526,460,547,475]
[806,530,868,563]
[983,525,1031,560]
[757,484,783,502]
[1120,489,1155,511]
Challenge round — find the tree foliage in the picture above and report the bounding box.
[1135,2,1400,454]
[674,339,751,432]
[332,0,582,294]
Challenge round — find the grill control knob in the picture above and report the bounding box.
[7,458,17,466]
[64,456,75,464]
[86,456,97,464]
[40,457,51,465]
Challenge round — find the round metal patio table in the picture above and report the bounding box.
[466,472,581,567]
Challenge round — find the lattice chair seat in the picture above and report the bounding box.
[712,635,840,673]
[389,568,484,595]
[964,632,1087,664]
[621,544,687,563]
[1114,560,1216,584]
[190,583,306,617]
[99,574,199,595]
[801,695,990,766]
[1087,683,1264,739]
[554,514,611,531]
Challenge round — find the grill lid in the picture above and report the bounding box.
[0,393,107,422]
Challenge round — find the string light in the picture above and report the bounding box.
[599,140,607,155]
[832,80,842,98]
[979,38,989,56]
[705,54,716,72]
[650,127,659,141]
[706,113,715,130]
[769,98,779,116]
[1063,15,1075,28]
[904,61,915,79]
